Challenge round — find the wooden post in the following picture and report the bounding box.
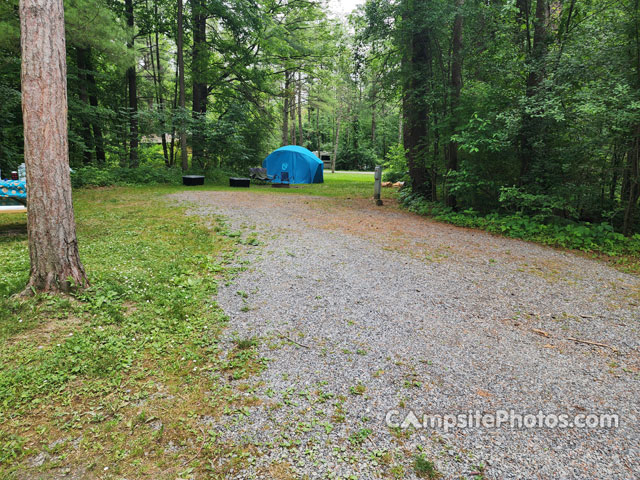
[374,166,383,206]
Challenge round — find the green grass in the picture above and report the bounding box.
[0,186,261,478]
[186,171,388,200]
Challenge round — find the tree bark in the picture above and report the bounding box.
[177,0,188,170]
[316,102,320,151]
[125,0,138,168]
[76,48,95,165]
[77,47,105,165]
[623,127,640,235]
[19,0,88,294]
[332,116,340,173]
[170,47,179,167]
[290,76,297,145]
[518,0,549,183]
[84,50,106,165]
[446,0,464,208]
[402,0,432,196]
[152,2,169,166]
[282,71,290,145]
[371,91,376,146]
[298,72,304,145]
[191,0,207,167]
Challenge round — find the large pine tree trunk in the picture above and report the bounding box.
[402,0,432,196]
[191,0,207,167]
[177,0,188,171]
[20,0,88,294]
[125,0,139,168]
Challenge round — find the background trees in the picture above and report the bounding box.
[1,0,640,235]
[357,0,640,236]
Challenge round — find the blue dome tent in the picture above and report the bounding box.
[262,146,324,184]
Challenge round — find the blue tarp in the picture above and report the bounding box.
[0,180,26,200]
[0,180,27,207]
[262,146,324,184]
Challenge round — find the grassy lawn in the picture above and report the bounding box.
[203,171,393,200]
[0,186,266,478]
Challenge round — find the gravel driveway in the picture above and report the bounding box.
[175,190,639,480]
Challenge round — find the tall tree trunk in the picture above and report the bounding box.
[125,0,138,168]
[316,103,320,151]
[77,47,105,165]
[169,48,179,167]
[298,72,303,145]
[623,137,640,236]
[518,0,549,183]
[371,92,376,146]
[85,53,106,165]
[156,30,171,167]
[446,0,464,208]
[282,71,290,145]
[19,0,88,294]
[371,44,377,146]
[191,0,207,167]
[332,116,340,174]
[152,2,169,165]
[290,77,297,145]
[177,0,188,171]
[76,48,94,165]
[402,0,432,196]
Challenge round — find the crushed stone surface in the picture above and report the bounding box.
[173,190,639,480]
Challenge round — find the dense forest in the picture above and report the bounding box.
[1,0,640,236]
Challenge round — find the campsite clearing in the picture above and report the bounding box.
[1,176,638,479]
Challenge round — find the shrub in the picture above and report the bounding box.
[382,143,409,183]
[70,165,237,188]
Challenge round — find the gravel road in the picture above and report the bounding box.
[175,190,639,480]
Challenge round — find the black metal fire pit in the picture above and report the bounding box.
[183,175,205,186]
[229,177,251,188]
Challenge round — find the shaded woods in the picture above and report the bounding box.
[1,0,640,235]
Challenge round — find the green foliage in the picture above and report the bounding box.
[70,165,183,187]
[414,453,440,479]
[382,143,408,182]
[498,186,578,220]
[348,428,373,446]
[0,432,26,466]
